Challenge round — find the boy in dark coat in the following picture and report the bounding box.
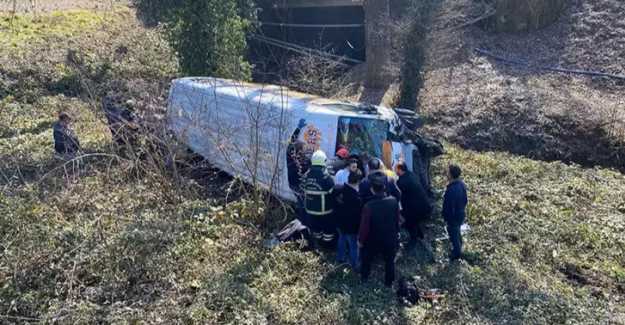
[395,161,432,248]
[442,164,468,261]
[358,172,401,287]
[335,169,363,269]
[53,112,80,158]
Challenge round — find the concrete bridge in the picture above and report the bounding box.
[261,0,390,88]
[274,0,363,8]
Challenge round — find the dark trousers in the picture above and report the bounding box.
[360,244,397,286]
[293,191,307,226]
[305,212,336,250]
[446,223,463,259]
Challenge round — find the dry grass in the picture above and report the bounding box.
[418,0,625,171]
[0,0,127,13]
[1,3,624,324]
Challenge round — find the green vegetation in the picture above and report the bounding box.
[0,9,113,48]
[166,0,254,79]
[397,38,425,109]
[1,5,624,324]
[132,0,256,79]
[397,1,439,110]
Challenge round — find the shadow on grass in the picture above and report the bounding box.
[452,101,625,173]
[314,219,450,324]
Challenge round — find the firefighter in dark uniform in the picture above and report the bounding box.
[302,150,336,248]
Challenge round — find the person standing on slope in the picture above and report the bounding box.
[334,169,364,269]
[359,158,401,204]
[358,172,401,287]
[286,119,311,225]
[302,150,336,248]
[335,157,358,186]
[442,164,468,261]
[395,161,432,249]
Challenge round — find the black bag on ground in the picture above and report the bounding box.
[277,219,313,249]
[397,278,420,305]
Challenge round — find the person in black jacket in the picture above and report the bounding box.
[358,172,401,287]
[102,95,139,151]
[335,169,363,269]
[359,158,401,204]
[302,150,336,247]
[53,112,80,158]
[286,119,310,193]
[287,119,311,225]
[442,164,468,261]
[395,161,432,248]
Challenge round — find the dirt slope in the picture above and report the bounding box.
[419,0,625,171]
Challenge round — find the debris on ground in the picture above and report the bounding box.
[397,276,445,306]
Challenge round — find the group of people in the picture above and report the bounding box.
[54,101,466,287]
[288,144,468,287]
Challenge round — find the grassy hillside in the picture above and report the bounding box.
[419,0,625,172]
[1,5,624,324]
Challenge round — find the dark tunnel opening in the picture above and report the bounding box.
[250,4,365,83]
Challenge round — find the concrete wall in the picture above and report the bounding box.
[254,5,365,60]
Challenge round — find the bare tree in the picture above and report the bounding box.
[364,0,391,89]
[284,52,348,98]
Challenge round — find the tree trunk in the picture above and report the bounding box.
[364,0,391,89]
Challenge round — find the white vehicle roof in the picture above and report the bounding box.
[172,77,399,122]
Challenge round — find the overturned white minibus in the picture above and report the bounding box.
[167,77,441,202]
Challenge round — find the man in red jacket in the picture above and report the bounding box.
[358,172,401,287]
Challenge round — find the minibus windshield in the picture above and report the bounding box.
[336,117,388,158]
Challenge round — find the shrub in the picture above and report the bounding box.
[396,0,440,110]
[132,0,180,26]
[164,0,256,80]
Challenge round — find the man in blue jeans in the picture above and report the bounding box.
[358,172,401,287]
[442,164,468,261]
[335,169,363,269]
